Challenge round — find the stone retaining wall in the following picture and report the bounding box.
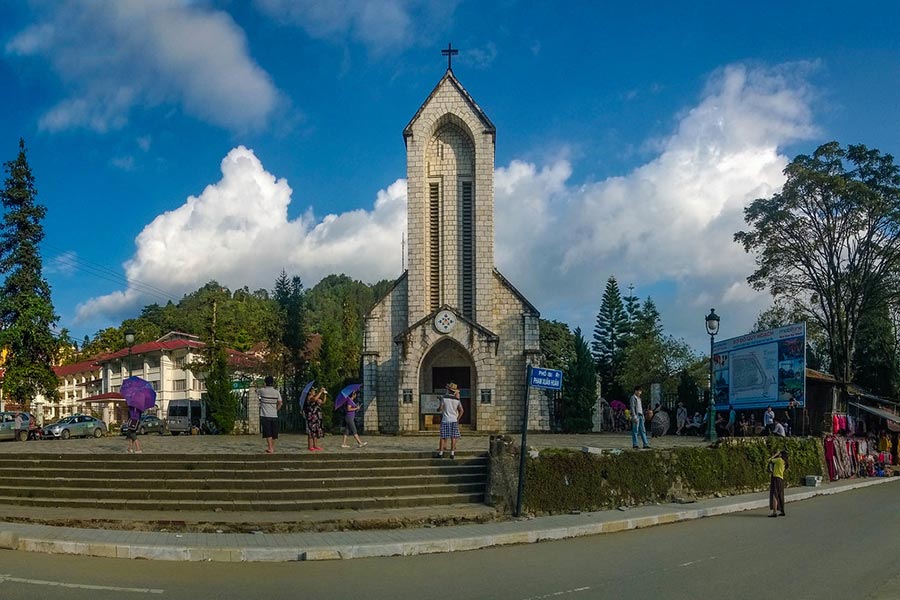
[488,435,830,515]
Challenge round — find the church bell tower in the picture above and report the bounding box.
[402,54,496,329]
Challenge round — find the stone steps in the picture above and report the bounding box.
[0,452,488,512]
[0,492,485,511]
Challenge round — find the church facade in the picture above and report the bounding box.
[362,67,550,433]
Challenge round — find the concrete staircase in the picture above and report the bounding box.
[0,452,488,511]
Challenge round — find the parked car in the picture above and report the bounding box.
[166,399,206,435]
[42,414,108,439]
[119,414,167,435]
[0,411,37,442]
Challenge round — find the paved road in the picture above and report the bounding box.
[2,483,897,600]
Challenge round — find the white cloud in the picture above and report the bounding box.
[77,62,817,349]
[6,1,281,133]
[76,146,407,321]
[254,0,459,53]
[492,63,818,345]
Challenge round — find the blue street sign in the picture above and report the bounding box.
[529,367,563,390]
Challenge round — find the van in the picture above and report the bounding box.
[166,400,206,435]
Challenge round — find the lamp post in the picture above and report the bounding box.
[124,328,135,379]
[705,309,720,442]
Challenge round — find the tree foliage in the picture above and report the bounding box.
[617,298,698,394]
[592,276,629,400]
[539,319,575,372]
[0,139,59,408]
[562,328,596,433]
[736,142,900,384]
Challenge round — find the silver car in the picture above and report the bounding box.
[42,414,108,439]
[0,411,33,442]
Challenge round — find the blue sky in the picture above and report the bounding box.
[1,0,898,352]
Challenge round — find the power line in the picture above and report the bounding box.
[42,243,182,305]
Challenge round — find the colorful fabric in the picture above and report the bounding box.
[304,402,324,438]
[440,421,461,439]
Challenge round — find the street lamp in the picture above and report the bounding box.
[705,309,720,442]
[124,328,135,379]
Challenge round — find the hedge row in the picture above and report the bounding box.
[524,437,826,514]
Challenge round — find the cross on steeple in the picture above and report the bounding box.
[441,43,459,71]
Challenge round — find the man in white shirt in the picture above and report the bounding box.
[629,385,650,449]
[772,419,786,437]
[258,376,283,454]
[436,383,463,459]
[764,406,775,434]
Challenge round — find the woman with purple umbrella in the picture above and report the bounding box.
[304,386,326,452]
[124,406,142,454]
[338,387,366,448]
[121,376,155,455]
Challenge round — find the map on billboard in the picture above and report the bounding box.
[713,322,806,411]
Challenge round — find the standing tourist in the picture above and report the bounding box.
[304,386,326,452]
[341,389,367,448]
[675,402,688,435]
[629,385,650,449]
[258,376,283,454]
[763,406,775,435]
[435,382,463,459]
[727,405,736,437]
[768,450,789,517]
[13,412,24,441]
[124,407,142,454]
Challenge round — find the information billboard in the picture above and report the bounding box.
[713,322,806,411]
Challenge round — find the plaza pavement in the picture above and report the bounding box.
[0,430,709,455]
[4,431,893,562]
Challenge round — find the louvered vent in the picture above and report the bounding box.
[461,180,474,319]
[429,182,441,312]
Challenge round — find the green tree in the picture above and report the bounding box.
[272,271,309,402]
[539,319,575,372]
[561,328,596,433]
[853,303,900,397]
[0,139,59,409]
[622,283,640,335]
[618,298,697,394]
[592,276,629,400]
[204,346,237,433]
[736,142,900,384]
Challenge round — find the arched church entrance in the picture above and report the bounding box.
[419,338,476,431]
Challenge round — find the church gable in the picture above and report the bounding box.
[403,71,496,140]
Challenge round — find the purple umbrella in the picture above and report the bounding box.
[298,380,315,409]
[121,376,157,412]
[610,400,626,411]
[334,383,362,410]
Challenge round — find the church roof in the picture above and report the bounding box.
[403,69,496,138]
[393,305,500,344]
[493,269,540,317]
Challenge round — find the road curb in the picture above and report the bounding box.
[2,476,897,562]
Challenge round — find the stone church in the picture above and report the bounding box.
[362,64,549,433]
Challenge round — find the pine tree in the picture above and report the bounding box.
[0,139,59,409]
[562,328,597,432]
[622,283,640,336]
[592,276,628,399]
[272,271,308,400]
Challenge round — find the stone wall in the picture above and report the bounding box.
[362,276,408,434]
[488,436,828,515]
